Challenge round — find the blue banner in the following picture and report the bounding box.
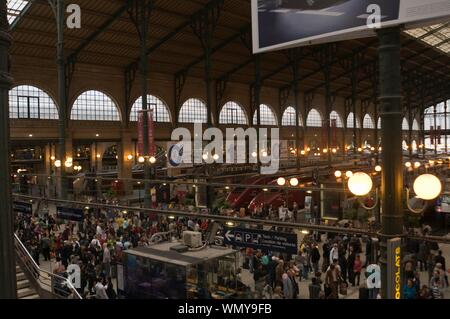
[223,227,298,254]
[56,206,83,222]
[13,201,33,214]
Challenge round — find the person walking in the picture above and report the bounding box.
[347,246,356,286]
[282,272,294,299]
[434,250,448,287]
[102,243,111,278]
[94,277,109,299]
[325,264,340,299]
[311,243,321,274]
[353,255,362,286]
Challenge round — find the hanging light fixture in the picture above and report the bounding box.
[348,172,373,196]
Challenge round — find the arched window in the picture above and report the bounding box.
[281,106,302,126]
[363,114,374,129]
[424,106,434,130]
[253,104,277,126]
[330,111,343,128]
[306,108,322,127]
[71,90,120,121]
[377,117,381,129]
[179,98,207,123]
[402,118,409,130]
[402,140,408,150]
[219,101,247,125]
[411,140,417,151]
[9,85,59,119]
[412,119,419,131]
[346,112,360,128]
[130,95,171,122]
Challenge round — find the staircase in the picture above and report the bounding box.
[14,234,82,299]
[16,264,39,299]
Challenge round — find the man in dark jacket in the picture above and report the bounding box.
[348,246,356,286]
[322,241,330,271]
[311,244,321,274]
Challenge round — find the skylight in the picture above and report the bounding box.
[7,0,30,25]
[405,22,450,55]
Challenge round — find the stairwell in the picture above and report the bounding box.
[16,264,39,299]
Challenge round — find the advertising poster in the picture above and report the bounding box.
[252,0,450,53]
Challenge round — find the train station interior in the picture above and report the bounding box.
[1,0,450,301]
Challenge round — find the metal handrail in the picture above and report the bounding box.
[14,234,82,299]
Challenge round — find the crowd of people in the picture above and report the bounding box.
[13,196,450,300]
[15,203,212,299]
[244,233,380,299]
[401,236,449,299]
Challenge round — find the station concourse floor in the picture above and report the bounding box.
[237,229,450,299]
[32,224,450,299]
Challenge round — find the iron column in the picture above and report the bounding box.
[377,27,403,299]
[56,0,67,199]
[0,0,16,298]
[136,0,152,208]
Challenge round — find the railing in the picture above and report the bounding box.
[14,234,82,299]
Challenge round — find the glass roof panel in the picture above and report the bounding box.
[7,0,30,25]
[405,22,450,55]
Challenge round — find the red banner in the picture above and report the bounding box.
[137,109,156,157]
[137,111,144,156]
[148,110,155,156]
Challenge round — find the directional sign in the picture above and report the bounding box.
[13,201,33,214]
[223,227,298,254]
[56,206,83,222]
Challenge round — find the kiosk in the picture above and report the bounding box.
[122,242,242,299]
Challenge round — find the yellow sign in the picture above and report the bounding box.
[394,247,401,299]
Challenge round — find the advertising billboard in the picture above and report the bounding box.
[252,0,450,53]
[387,237,402,299]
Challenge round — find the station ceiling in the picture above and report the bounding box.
[7,0,450,108]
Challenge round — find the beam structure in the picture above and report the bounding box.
[126,0,226,72]
[67,1,133,64]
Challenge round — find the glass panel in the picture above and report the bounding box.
[330,111,343,128]
[363,114,374,129]
[347,112,360,128]
[306,108,322,127]
[130,95,171,122]
[179,98,207,123]
[7,0,30,25]
[219,101,247,125]
[9,85,59,119]
[253,104,277,126]
[71,90,120,121]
